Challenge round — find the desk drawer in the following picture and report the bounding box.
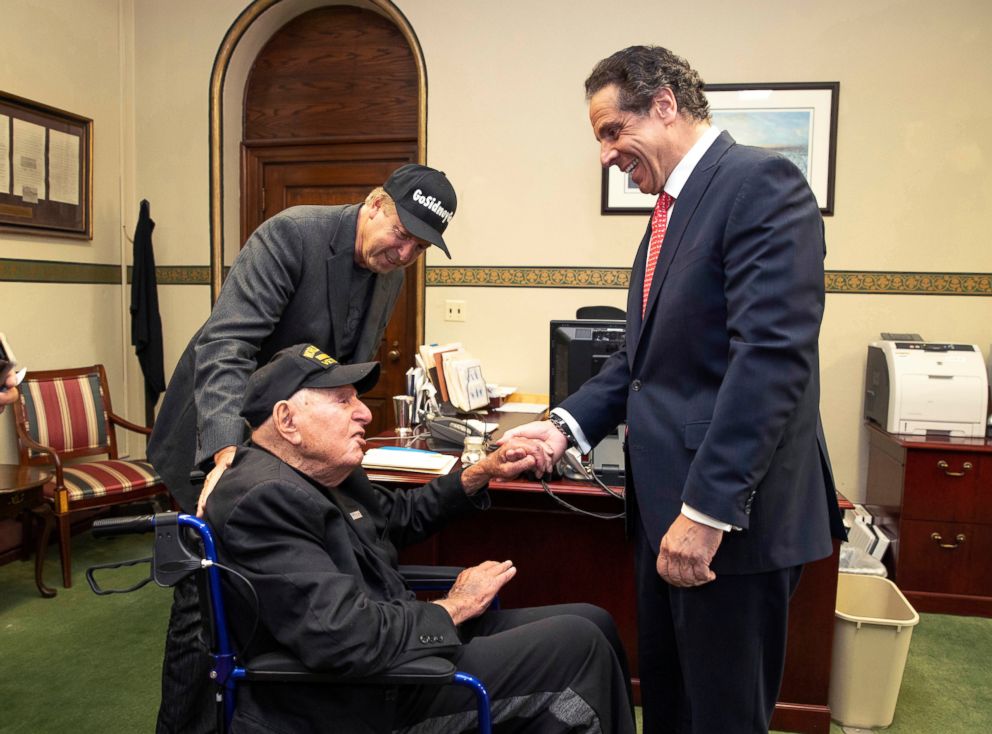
[897,519,990,596]
[903,452,983,522]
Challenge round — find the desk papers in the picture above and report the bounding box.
[362,447,458,475]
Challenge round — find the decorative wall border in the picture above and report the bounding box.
[0,258,120,284]
[428,266,992,296]
[2,259,990,296]
[0,258,209,285]
[825,271,992,295]
[426,266,631,289]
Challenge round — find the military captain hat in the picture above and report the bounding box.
[241,344,380,428]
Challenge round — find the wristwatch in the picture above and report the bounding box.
[548,413,577,449]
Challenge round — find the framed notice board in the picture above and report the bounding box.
[0,92,92,239]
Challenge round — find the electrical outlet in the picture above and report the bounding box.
[444,299,466,322]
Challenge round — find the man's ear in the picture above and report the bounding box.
[652,87,678,123]
[366,194,387,220]
[272,401,303,445]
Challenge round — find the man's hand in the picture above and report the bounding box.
[0,371,20,412]
[195,445,237,517]
[657,514,723,587]
[460,436,547,493]
[498,420,568,477]
[432,560,516,625]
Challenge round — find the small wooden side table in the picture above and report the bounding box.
[0,464,56,598]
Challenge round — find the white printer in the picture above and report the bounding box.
[864,339,989,437]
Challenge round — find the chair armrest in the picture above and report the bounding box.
[245,651,456,685]
[399,565,464,586]
[12,421,64,485]
[108,412,152,436]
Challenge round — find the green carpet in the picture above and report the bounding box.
[0,532,170,733]
[1,532,990,733]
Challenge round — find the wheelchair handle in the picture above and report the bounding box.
[92,514,156,537]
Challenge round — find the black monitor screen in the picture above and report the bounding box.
[549,319,626,408]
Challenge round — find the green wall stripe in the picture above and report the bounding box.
[0,258,210,285]
[2,258,990,295]
[0,258,121,284]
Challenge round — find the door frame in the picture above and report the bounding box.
[206,0,427,344]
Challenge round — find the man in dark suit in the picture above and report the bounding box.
[205,343,635,733]
[506,46,844,733]
[148,164,458,734]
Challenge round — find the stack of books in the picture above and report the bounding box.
[417,342,489,412]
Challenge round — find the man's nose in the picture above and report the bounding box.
[395,241,418,263]
[355,400,372,424]
[600,140,618,168]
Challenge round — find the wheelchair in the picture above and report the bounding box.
[86,512,493,733]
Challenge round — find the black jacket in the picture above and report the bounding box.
[204,445,488,733]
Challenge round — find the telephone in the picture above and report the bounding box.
[426,415,489,447]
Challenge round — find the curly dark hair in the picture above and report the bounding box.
[584,45,710,122]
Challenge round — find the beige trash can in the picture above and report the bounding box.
[829,573,920,728]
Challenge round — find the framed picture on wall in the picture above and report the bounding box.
[600,81,839,215]
[0,91,93,238]
[601,165,658,214]
[704,82,839,214]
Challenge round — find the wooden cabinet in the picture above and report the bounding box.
[865,425,992,616]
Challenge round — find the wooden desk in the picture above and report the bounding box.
[368,431,849,734]
[0,464,56,598]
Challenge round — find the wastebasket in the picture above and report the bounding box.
[829,574,919,728]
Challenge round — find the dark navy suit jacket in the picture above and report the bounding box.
[561,131,843,575]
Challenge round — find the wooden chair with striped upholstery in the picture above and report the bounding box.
[13,364,170,588]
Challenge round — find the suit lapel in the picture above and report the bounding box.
[627,223,652,352]
[638,131,736,335]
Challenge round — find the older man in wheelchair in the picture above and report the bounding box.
[194,343,634,733]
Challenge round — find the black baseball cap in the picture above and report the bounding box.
[383,164,457,258]
[241,344,380,428]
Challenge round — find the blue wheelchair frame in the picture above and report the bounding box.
[87,512,493,733]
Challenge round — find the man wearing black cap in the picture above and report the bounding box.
[204,344,635,734]
[148,164,458,734]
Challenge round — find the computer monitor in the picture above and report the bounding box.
[549,319,626,408]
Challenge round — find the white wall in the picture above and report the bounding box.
[403,0,992,500]
[0,0,136,465]
[1,0,989,505]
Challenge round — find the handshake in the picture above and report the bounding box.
[458,420,570,494]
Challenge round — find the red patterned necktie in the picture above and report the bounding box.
[642,191,674,317]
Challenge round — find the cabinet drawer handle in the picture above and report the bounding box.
[936,460,973,477]
[930,532,966,549]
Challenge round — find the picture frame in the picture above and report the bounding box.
[600,82,839,215]
[704,82,839,214]
[0,91,93,238]
[601,165,658,214]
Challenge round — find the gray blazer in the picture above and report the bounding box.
[148,204,403,512]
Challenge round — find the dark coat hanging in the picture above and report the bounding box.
[130,199,166,403]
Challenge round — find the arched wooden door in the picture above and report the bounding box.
[240,5,420,437]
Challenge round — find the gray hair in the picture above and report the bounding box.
[365,186,396,208]
[584,45,710,122]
